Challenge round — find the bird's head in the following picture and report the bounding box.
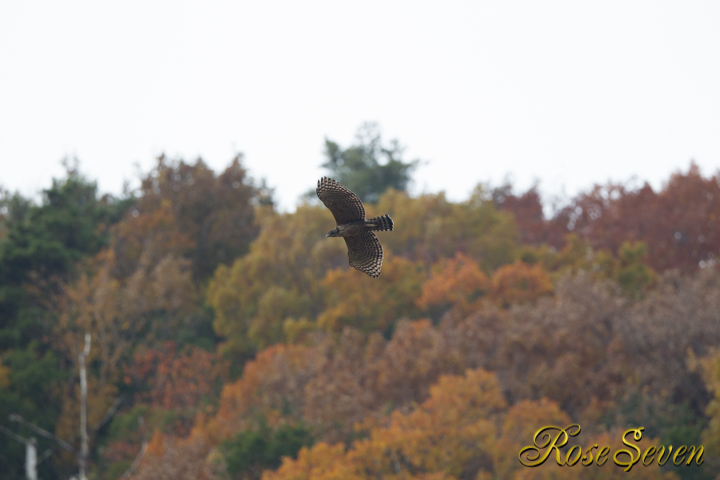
[326,227,340,237]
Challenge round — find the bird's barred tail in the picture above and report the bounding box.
[366,214,394,232]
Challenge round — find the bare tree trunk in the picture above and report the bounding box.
[10,366,125,480]
[25,438,37,480]
[78,332,91,480]
[0,426,37,480]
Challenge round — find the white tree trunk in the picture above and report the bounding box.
[1,426,38,480]
[78,332,91,480]
[25,438,37,480]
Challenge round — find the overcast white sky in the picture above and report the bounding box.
[1,1,719,212]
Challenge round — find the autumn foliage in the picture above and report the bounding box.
[1,158,719,480]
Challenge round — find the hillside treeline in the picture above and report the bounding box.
[1,149,719,480]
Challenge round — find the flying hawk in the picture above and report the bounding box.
[316,177,394,278]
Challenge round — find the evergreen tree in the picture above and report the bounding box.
[321,122,419,203]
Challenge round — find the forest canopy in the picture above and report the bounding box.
[1,142,719,480]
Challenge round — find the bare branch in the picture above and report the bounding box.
[8,414,75,453]
[121,441,147,480]
[37,448,53,465]
[92,396,125,434]
[121,417,147,480]
[0,424,28,444]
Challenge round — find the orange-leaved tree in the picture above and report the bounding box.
[416,252,489,320]
[263,368,505,480]
[490,260,553,307]
[318,255,426,335]
[135,154,267,282]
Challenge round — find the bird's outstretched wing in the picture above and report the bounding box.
[344,232,383,278]
[316,177,365,225]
